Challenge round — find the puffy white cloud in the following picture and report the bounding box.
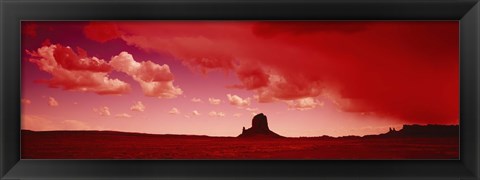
[191,97,202,103]
[48,97,58,107]
[27,44,185,98]
[208,111,226,117]
[110,52,182,98]
[94,106,111,116]
[208,97,221,105]
[286,97,323,111]
[169,107,180,115]
[208,111,217,116]
[192,110,200,116]
[26,45,131,95]
[226,94,250,107]
[130,101,146,112]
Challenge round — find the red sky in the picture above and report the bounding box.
[21,21,459,137]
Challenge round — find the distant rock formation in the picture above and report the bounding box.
[238,113,283,138]
[364,124,459,138]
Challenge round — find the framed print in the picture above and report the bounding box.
[1,0,479,179]
[19,20,460,160]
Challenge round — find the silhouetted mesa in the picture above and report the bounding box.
[363,124,459,138]
[238,113,283,138]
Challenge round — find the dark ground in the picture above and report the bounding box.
[21,130,459,159]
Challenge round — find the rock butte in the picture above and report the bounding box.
[238,113,283,138]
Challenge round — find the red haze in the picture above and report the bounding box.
[251,22,459,124]
[83,22,122,43]
[22,22,38,38]
[80,21,458,124]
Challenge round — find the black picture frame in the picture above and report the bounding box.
[1,0,479,179]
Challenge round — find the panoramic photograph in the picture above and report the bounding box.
[21,21,459,159]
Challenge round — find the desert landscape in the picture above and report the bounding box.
[21,114,459,159]
[21,21,460,160]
